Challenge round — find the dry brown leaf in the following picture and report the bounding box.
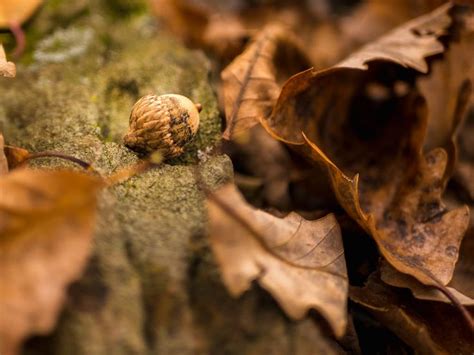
[455,108,474,200]
[380,261,474,305]
[455,0,474,5]
[0,133,8,175]
[223,125,292,209]
[261,4,471,287]
[450,221,474,298]
[443,10,474,199]
[0,0,43,28]
[340,0,447,50]
[0,44,15,78]
[151,0,328,63]
[264,3,453,144]
[418,8,474,162]
[150,0,210,47]
[2,145,29,170]
[221,24,310,140]
[207,184,348,337]
[351,273,474,355]
[0,169,102,355]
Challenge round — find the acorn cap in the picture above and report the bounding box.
[123,94,200,158]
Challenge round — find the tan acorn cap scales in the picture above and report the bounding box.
[123,94,201,158]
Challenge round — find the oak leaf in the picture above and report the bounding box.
[221,24,310,140]
[0,169,102,355]
[207,184,348,337]
[340,0,447,51]
[455,109,474,200]
[351,273,474,354]
[418,8,474,183]
[0,44,15,77]
[380,261,474,305]
[449,220,474,299]
[261,4,470,287]
[2,145,29,170]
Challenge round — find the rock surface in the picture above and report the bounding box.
[0,1,343,354]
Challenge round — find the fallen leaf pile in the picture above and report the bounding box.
[155,0,474,352]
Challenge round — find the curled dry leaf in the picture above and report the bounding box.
[0,0,43,27]
[221,24,310,140]
[418,7,474,171]
[207,184,348,337]
[261,4,471,287]
[0,169,102,355]
[351,273,474,355]
[2,145,29,170]
[380,261,474,305]
[0,44,15,78]
[263,3,453,143]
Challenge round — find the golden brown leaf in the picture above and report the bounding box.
[351,273,474,355]
[0,0,43,28]
[221,24,310,140]
[207,184,348,337]
[261,4,470,287]
[0,169,101,355]
[0,44,15,78]
[2,145,29,170]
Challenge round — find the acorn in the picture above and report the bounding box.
[123,94,201,158]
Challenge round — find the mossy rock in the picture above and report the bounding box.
[0,1,343,354]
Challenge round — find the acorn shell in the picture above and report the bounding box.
[123,94,200,158]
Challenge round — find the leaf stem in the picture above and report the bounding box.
[426,270,474,334]
[25,151,95,171]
